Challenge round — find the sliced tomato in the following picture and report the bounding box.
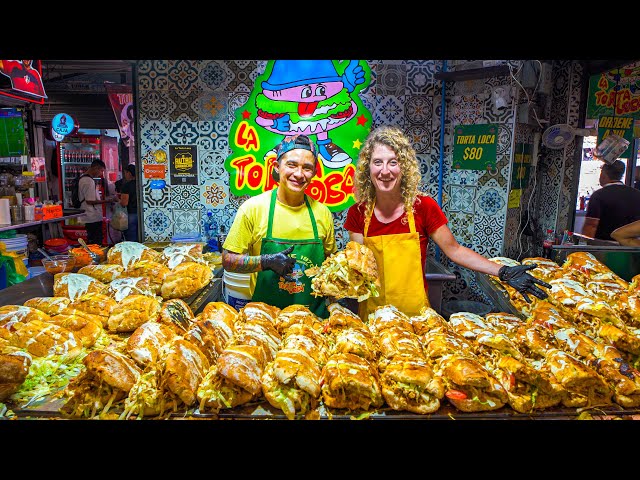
[322,323,330,334]
[509,373,516,389]
[445,389,468,400]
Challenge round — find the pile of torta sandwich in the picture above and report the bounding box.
[1,249,639,419]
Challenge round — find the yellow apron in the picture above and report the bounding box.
[359,204,430,321]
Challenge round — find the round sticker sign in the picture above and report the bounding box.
[51,113,76,137]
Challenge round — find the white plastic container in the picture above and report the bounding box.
[223,270,251,310]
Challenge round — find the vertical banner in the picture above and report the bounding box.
[511,143,532,188]
[169,145,198,185]
[105,83,135,147]
[452,124,498,171]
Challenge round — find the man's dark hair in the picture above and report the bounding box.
[125,164,136,176]
[91,159,107,169]
[602,160,625,181]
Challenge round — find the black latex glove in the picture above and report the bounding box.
[261,246,296,278]
[498,264,552,303]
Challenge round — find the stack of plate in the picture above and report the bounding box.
[1,234,28,255]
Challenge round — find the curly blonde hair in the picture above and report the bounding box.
[354,125,424,219]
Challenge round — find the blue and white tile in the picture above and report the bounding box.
[472,213,505,257]
[144,208,173,242]
[138,90,175,122]
[405,95,433,126]
[448,211,475,246]
[168,89,200,122]
[449,168,480,186]
[452,94,484,125]
[171,185,200,208]
[143,179,171,209]
[199,148,228,181]
[375,63,407,96]
[374,95,405,127]
[169,120,199,145]
[227,60,258,93]
[201,179,230,209]
[406,124,431,154]
[476,179,506,216]
[137,60,169,91]
[140,120,172,150]
[173,209,201,236]
[168,60,202,95]
[448,185,477,213]
[199,60,232,91]
[227,91,251,123]
[195,89,229,122]
[406,61,438,96]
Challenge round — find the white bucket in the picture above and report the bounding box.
[223,270,251,310]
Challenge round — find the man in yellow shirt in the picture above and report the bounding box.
[222,134,337,318]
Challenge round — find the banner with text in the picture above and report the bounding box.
[169,145,198,185]
[105,83,135,148]
[597,115,634,159]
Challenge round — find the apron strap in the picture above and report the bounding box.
[305,195,319,240]
[266,189,278,238]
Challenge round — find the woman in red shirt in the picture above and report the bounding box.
[345,125,549,320]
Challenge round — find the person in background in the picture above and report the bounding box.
[118,163,138,242]
[634,165,640,190]
[222,134,337,318]
[79,159,115,246]
[581,160,640,241]
[344,125,550,320]
[611,219,640,246]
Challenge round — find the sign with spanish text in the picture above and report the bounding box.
[169,145,198,185]
[587,62,640,119]
[453,124,498,171]
[0,60,47,104]
[224,60,372,213]
[51,113,75,138]
[511,143,532,188]
[144,164,166,179]
[596,115,634,159]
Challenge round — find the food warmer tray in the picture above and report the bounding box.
[475,271,524,318]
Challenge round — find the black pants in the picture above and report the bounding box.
[85,221,103,245]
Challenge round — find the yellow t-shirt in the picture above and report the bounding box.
[223,190,337,295]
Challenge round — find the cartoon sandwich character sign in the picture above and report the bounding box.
[225,60,372,212]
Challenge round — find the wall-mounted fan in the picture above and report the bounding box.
[541,124,596,149]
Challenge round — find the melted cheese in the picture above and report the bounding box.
[58,274,97,301]
[109,277,149,302]
[113,242,149,268]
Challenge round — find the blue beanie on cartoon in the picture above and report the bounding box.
[262,60,342,90]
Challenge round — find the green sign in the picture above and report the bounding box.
[596,115,634,159]
[511,143,532,187]
[453,124,498,171]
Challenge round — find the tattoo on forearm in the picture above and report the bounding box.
[223,251,262,272]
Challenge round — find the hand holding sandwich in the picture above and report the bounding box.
[498,264,551,303]
[261,246,296,278]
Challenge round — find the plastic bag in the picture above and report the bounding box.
[0,242,28,287]
[111,204,129,231]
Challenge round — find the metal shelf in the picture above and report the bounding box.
[0,212,84,233]
[435,65,511,82]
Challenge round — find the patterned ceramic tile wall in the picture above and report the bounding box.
[136,59,584,308]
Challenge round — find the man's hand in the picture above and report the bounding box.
[261,246,296,278]
[498,264,551,303]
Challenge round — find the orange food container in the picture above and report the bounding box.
[69,244,107,267]
[43,204,63,220]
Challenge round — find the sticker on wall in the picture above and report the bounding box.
[596,115,634,159]
[150,179,166,189]
[453,124,498,171]
[508,189,522,208]
[224,60,373,212]
[144,164,166,179]
[169,145,198,185]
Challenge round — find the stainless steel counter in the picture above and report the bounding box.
[0,211,85,233]
[552,244,640,281]
[425,256,456,314]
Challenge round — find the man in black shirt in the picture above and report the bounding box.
[581,160,640,241]
[119,164,138,241]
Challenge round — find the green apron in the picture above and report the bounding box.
[252,189,328,318]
